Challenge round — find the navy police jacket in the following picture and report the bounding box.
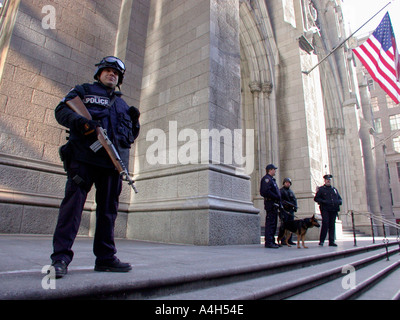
[280,186,297,213]
[55,82,140,169]
[314,185,342,212]
[260,174,281,210]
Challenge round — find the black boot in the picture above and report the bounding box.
[94,258,132,272]
[51,260,68,279]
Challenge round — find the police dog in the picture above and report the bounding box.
[277,215,320,248]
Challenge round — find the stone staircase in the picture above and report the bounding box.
[90,241,400,300]
[2,235,398,300]
[341,227,367,238]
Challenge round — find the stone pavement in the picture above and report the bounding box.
[1,233,398,301]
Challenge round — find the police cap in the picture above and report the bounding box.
[323,174,333,180]
[266,164,278,171]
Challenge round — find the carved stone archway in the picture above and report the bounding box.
[239,0,279,220]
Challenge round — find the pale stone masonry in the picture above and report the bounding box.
[131,0,259,245]
[0,0,394,244]
[0,0,149,237]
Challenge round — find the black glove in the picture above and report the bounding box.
[75,117,99,136]
[128,106,140,123]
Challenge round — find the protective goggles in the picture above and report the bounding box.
[96,56,126,72]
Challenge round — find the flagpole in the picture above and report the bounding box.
[302,1,392,75]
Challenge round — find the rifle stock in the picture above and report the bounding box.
[65,96,138,193]
[66,96,92,119]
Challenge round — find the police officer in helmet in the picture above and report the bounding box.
[280,177,297,245]
[51,56,140,278]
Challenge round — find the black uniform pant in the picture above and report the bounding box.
[51,159,122,265]
[319,210,337,244]
[265,205,278,245]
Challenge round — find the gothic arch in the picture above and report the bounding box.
[239,0,279,210]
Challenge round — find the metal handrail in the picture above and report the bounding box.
[346,210,400,247]
[348,210,400,230]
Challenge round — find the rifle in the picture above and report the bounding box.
[282,200,298,211]
[66,96,138,193]
[273,201,295,221]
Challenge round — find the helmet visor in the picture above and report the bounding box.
[96,56,126,73]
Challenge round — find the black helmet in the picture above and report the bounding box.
[94,56,126,85]
[283,177,292,185]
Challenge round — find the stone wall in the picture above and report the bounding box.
[129,0,260,245]
[0,0,149,236]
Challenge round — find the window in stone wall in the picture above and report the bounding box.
[387,94,399,108]
[393,136,400,153]
[371,96,379,112]
[389,114,400,130]
[397,162,400,182]
[367,79,375,92]
[374,118,382,133]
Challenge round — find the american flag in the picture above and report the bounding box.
[353,12,400,104]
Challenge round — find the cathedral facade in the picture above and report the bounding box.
[0,0,389,244]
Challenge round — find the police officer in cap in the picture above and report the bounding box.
[260,164,281,248]
[51,56,140,278]
[314,174,342,246]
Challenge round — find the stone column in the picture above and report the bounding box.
[326,127,352,214]
[128,0,260,245]
[263,81,278,169]
[249,81,263,181]
[341,99,372,233]
[358,74,387,234]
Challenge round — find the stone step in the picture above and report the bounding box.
[1,235,398,300]
[122,242,398,300]
[287,253,400,300]
[152,246,400,300]
[346,259,400,300]
[341,228,367,237]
